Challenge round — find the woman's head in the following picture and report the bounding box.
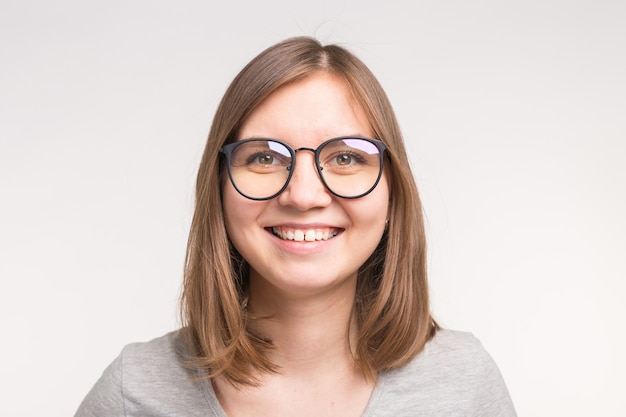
[221,71,391,302]
[182,36,436,385]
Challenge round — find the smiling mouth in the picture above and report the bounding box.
[271,227,340,242]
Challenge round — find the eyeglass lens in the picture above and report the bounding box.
[226,138,383,200]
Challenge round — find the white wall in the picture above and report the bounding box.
[1,1,624,416]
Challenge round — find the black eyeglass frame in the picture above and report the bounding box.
[220,136,388,201]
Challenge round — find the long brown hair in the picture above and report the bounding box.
[181,36,437,386]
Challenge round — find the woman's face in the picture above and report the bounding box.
[222,72,389,301]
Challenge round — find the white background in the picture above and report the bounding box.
[1,1,624,416]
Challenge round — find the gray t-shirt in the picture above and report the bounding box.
[75,329,516,416]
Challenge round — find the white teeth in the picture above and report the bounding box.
[272,227,338,242]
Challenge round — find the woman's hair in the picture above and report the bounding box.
[181,36,438,386]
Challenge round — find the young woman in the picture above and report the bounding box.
[75,36,516,417]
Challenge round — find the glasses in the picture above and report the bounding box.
[220,136,387,200]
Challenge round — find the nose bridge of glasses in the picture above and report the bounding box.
[293,146,316,155]
[290,146,322,171]
[285,146,328,196]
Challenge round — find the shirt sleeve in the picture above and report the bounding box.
[74,352,126,417]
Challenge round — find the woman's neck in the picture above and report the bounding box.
[213,276,375,417]
[246,276,359,375]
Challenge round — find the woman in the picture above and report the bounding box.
[75,36,516,416]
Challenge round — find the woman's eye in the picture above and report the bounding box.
[257,154,274,165]
[336,154,353,166]
[329,152,366,167]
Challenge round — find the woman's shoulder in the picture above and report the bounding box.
[120,330,188,371]
[367,328,516,416]
[423,328,488,359]
[387,327,503,383]
[387,328,491,380]
[75,330,217,417]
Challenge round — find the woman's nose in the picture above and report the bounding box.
[276,152,332,210]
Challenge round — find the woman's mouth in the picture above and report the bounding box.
[271,227,340,242]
